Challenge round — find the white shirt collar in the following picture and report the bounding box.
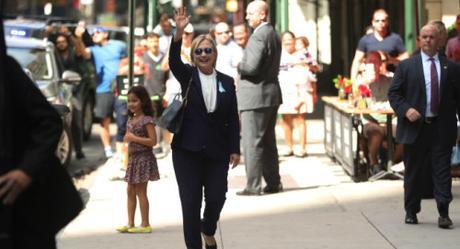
[421,51,439,62]
[253,22,268,34]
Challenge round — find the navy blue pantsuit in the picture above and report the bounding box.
[168,37,240,249]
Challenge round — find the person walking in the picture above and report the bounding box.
[0,17,82,248]
[116,85,159,233]
[169,7,240,249]
[236,0,283,195]
[388,24,460,229]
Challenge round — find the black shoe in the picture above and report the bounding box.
[236,189,261,196]
[76,151,86,160]
[438,216,453,229]
[205,244,217,249]
[405,213,418,224]
[263,183,283,194]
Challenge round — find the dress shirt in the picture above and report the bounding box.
[198,69,217,113]
[216,40,243,79]
[421,51,440,117]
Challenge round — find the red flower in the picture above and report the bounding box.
[358,84,372,97]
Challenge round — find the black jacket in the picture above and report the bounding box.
[388,54,460,146]
[168,38,240,159]
[0,22,82,247]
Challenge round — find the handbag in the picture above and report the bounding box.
[156,78,192,133]
[451,143,460,167]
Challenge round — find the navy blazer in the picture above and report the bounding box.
[388,54,460,146]
[168,38,240,159]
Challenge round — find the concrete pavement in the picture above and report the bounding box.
[57,120,460,249]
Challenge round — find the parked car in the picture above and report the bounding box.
[4,16,97,140]
[5,36,81,167]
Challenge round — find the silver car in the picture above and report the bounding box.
[6,36,81,167]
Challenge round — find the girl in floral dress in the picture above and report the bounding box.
[116,85,160,233]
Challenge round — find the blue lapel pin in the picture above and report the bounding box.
[218,81,226,93]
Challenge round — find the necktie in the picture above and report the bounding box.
[429,57,439,114]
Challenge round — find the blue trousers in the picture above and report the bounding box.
[172,148,229,249]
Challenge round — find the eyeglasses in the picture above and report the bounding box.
[373,19,387,23]
[216,31,230,35]
[194,47,213,55]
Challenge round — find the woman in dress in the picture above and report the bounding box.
[278,31,315,157]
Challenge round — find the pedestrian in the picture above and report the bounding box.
[350,9,409,81]
[214,22,243,79]
[75,25,127,159]
[445,15,460,62]
[142,32,169,156]
[53,32,88,160]
[0,17,82,248]
[169,7,240,249]
[116,85,159,233]
[232,22,249,49]
[278,31,315,158]
[388,23,460,229]
[237,0,283,196]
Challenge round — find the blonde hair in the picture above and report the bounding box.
[190,34,218,67]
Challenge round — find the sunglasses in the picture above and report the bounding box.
[194,47,213,55]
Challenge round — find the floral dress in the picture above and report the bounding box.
[124,115,160,184]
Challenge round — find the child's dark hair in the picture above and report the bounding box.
[127,85,155,118]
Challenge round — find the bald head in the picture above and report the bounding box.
[246,0,268,28]
[419,24,440,56]
[214,22,232,45]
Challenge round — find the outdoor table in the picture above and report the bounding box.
[322,96,402,182]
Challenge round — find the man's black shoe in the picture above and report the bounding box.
[405,213,418,224]
[263,184,283,194]
[236,189,261,196]
[438,216,453,229]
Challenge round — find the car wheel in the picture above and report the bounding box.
[82,97,94,141]
[57,124,73,167]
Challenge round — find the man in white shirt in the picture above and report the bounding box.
[214,22,243,79]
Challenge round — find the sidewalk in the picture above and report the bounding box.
[58,120,460,249]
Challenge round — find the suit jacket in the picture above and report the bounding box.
[388,53,460,146]
[237,24,282,111]
[0,56,83,243]
[168,39,240,159]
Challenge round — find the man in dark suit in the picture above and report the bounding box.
[388,24,460,229]
[236,0,283,196]
[0,15,82,248]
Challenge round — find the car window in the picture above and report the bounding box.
[7,47,53,80]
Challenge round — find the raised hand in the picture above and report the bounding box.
[173,7,190,35]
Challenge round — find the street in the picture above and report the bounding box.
[58,120,460,249]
